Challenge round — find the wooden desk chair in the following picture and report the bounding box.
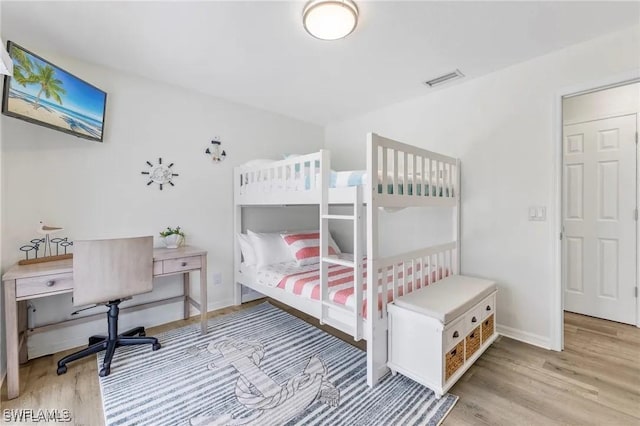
[57,236,161,377]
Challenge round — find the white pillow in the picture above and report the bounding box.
[236,233,257,266]
[247,230,295,268]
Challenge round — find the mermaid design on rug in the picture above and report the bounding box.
[189,338,340,426]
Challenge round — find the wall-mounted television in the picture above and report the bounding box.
[2,41,107,142]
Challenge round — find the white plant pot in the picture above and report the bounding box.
[163,234,184,249]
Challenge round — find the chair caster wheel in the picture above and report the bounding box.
[99,367,110,377]
[57,365,67,375]
[152,342,161,351]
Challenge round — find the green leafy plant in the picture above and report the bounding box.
[159,226,185,238]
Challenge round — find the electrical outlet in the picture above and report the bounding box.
[213,272,222,286]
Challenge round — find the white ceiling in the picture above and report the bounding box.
[2,1,638,125]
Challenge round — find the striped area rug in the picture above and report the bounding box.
[98,302,457,426]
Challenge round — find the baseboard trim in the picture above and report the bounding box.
[497,324,551,350]
[207,298,234,312]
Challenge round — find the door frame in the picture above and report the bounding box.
[552,69,640,351]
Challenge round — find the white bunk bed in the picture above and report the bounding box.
[233,133,460,387]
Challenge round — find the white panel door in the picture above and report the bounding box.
[563,114,637,324]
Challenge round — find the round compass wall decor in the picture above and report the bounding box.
[141,157,179,190]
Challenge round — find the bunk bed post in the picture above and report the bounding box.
[366,133,388,387]
[454,159,461,275]
[233,169,243,305]
[319,149,331,325]
[353,185,364,340]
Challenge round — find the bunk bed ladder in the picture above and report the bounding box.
[320,186,364,341]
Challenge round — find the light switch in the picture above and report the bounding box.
[529,206,547,221]
[537,207,546,220]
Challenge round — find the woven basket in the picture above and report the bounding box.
[465,326,481,359]
[482,314,495,343]
[445,341,464,381]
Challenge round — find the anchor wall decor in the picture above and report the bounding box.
[205,139,226,163]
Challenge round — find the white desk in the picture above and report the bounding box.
[2,245,208,400]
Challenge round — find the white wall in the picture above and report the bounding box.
[0,45,323,360]
[324,25,640,348]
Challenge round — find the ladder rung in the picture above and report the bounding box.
[321,214,355,220]
[322,256,355,267]
[322,300,353,313]
[320,314,355,334]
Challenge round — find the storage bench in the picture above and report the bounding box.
[387,275,497,398]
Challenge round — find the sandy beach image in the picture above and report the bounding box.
[3,42,105,141]
[7,91,101,139]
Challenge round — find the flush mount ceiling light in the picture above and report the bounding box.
[303,0,359,41]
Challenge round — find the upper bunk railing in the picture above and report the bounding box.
[234,133,460,208]
[234,151,329,205]
[367,133,459,208]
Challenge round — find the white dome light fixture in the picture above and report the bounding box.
[303,0,359,41]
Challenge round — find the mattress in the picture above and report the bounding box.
[245,255,449,317]
[330,170,453,197]
[325,170,453,197]
[241,169,453,196]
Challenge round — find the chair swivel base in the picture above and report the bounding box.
[56,302,161,377]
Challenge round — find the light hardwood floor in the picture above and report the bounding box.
[2,303,639,426]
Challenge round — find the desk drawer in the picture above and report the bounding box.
[162,256,202,274]
[16,273,73,298]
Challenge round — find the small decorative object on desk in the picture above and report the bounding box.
[18,221,74,265]
[160,226,185,248]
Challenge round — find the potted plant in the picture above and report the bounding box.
[160,226,185,248]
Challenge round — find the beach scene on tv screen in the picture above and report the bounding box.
[6,44,105,140]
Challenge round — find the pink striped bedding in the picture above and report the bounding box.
[255,255,449,318]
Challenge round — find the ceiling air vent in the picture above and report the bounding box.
[424,69,464,87]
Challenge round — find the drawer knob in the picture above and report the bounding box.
[46,280,55,287]
[486,305,491,311]
[181,262,188,267]
[471,316,477,323]
[452,331,459,338]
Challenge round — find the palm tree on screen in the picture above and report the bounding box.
[28,64,66,109]
[9,45,33,87]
